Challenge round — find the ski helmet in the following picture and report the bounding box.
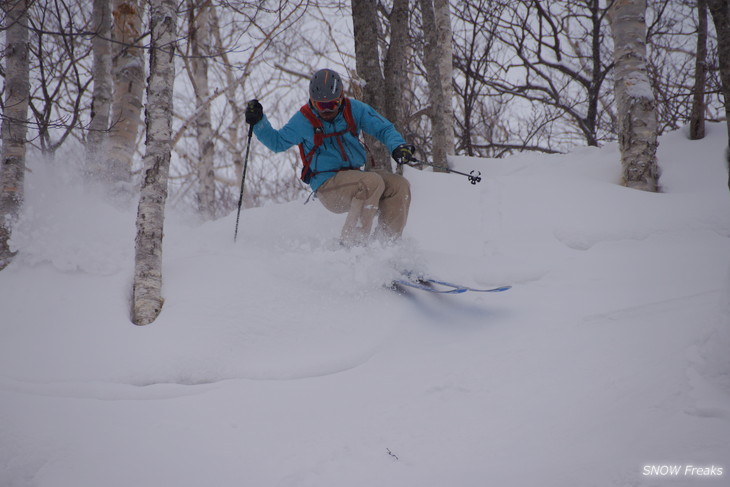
[309,69,344,102]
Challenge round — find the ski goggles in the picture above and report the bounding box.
[313,98,342,112]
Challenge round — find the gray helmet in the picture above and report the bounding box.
[309,69,344,102]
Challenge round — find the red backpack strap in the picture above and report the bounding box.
[299,103,325,146]
[298,103,325,182]
[297,99,360,183]
[341,98,377,168]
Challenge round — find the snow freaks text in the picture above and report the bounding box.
[642,465,724,477]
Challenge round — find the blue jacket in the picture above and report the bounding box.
[253,98,406,191]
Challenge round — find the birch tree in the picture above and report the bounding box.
[106,0,145,187]
[85,0,113,177]
[1,0,30,270]
[418,0,454,170]
[131,0,177,326]
[609,0,660,192]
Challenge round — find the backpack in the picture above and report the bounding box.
[298,97,359,183]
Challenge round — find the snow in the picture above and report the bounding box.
[2,124,730,486]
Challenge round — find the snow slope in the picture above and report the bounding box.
[2,125,730,487]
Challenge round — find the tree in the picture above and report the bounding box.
[1,0,30,270]
[382,0,411,145]
[85,0,113,177]
[453,0,499,157]
[349,0,413,172]
[26,0,92,160]
[488,0,615,150]
[690,0,709,140]
[185,0,216,220]
[644,0,717,135]
[131,0,177,326]
[351,0,390,170]
[418,0,455,170]
[106,0,145,189]
[169,0,310,214]
[707,0,730,190]
[609,0,661,192]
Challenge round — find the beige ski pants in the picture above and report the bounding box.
[316,169,411,245]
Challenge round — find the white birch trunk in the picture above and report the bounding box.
[85,0,113,178]
[189,0,216,220]
[0,0,30,270]
[608,0,660,192]
[419,0,455,170]
[106,0,145,187]
[131,0,177,326]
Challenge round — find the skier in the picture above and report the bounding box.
[245,68,417,247]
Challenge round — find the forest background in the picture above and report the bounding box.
[2,0,727,213]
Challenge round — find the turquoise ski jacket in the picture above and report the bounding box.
[252,98,406,191]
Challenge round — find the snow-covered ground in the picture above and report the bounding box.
[2,125,729,487]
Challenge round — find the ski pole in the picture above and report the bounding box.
[408,158,482,185]
[234,124,254,242]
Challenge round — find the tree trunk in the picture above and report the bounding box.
[707,0,730,191]
[0,0,30,270]
[107,0,145,189]
[131,0,177,326]
[419,0,455,171]
[608,0,660,192]
[188,0,216,220]
[383,0,411,176]
[383,0,410,137]
[85,0,114,178]
[350,0,390,171]
[690,0,708,140]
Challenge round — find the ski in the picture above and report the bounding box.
[391,279,468,294]
[419,278,511,293]
[393,271,511,294]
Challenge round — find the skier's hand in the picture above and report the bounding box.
[245,99,263,126]
[392,144,416,164]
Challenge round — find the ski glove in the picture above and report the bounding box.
[392,144,416,164]
[245,99,264,126]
